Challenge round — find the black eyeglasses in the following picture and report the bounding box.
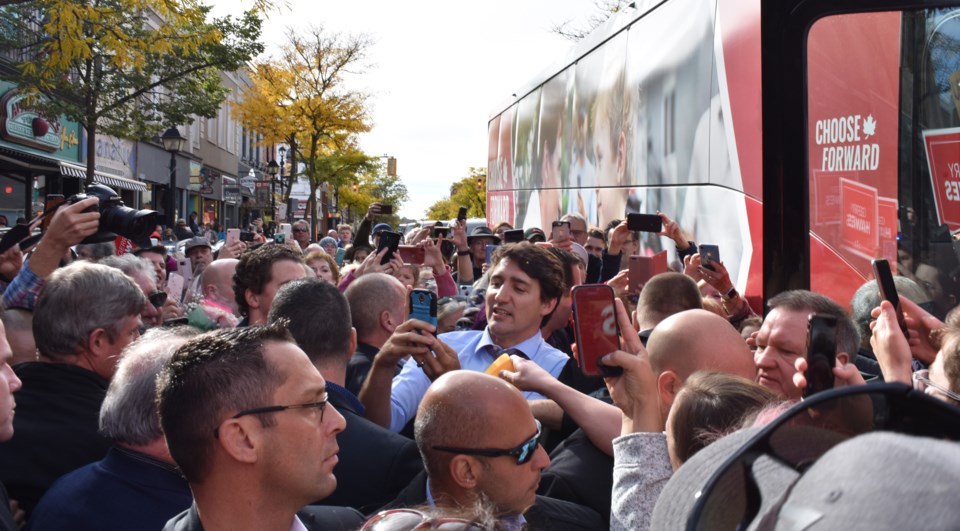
[148,291,167,308]
[292,227,308,233]
[362,509,487,530]
[433,419,542,465]
[686,383,960,530]
[213,393,329,438]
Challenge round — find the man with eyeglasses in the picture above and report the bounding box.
[0,262,146,516]
[157,324,364,531]
[102,254,166,329]
[384,371,603,530]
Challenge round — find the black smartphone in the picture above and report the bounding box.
[409,288,438,328]
[503,229,524,244]
[239,230,256,242]
[804,314,837,398]
[871,258,909,339]
[572,284,622,377]
[457,207,468,222]
[379,204,394,215]
[551,220,571,241]
[627,213,663,233]
[433,226,450,239]
[699,244,720,271]
[377,230,402,264]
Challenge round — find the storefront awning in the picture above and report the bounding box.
[59,162,148,193]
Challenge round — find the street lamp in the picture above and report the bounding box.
[266,157,279,224]
[277,146,286,222]
[161,127,186,230]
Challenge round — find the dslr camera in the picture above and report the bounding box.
[59,184,158,246]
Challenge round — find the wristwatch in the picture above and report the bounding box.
[721,287,739,301]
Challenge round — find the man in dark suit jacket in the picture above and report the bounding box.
[269,279,424,513]
[382,371,603,530]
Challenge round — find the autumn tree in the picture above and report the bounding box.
[552,0,635,41]
[425,167,486,220]
[0,0,263,183]
[233,25,374,234]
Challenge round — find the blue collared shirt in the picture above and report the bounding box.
[388,328,569,432]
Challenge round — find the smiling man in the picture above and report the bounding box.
[157,324,363,531]
[386,243,569,432]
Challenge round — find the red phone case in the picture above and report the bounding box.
[572,285,620,376]
[628,250,668,292]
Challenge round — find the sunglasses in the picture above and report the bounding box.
[148,291,167,308]
[433,419,542,465]
[213,393,329,438]
[292,227,308,233]
[686,383,960,530]
[362,509,487,530]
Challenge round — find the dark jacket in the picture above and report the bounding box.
[163,504,364,531]
[383,472,605,531]
[0,363,111,516]
[318,383,422,514]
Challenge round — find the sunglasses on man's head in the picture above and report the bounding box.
[686,383,960,530]
[432,419,542,465]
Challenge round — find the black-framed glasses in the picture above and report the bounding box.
[432,419,542,465]
[362,508,487,530]
[685,383,960,530]
[148,291,167,308]
[213,393,329,438]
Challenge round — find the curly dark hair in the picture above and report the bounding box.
[233,243,305,317]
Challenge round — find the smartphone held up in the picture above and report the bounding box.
[572,284,622,377]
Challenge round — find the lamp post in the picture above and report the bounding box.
[161,127,186,230]
[266,157,279,225]
[277,146,286,222]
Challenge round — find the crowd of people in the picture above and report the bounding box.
[0,194,954,531]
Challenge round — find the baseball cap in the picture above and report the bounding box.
[372,223,392,235]
[184,236,211,255]
[524,227,546,242]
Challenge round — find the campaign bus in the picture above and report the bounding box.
[487,0,960,316]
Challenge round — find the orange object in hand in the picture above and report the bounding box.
[485,353,515,376]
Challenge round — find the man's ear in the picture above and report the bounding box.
[449,455,481,489]
[349,328,358,356]
[87,328,111,357]
[658,370,681,408]
[836,351,850,366]
[217,418,260,465]
[380,310,397,333]
[245,288,260,311]
[540,297,560,318]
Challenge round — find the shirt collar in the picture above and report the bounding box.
[476,328,545,360]
[325,381,365,416]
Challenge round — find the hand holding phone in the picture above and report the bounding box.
[377,230,402,264]
[409,289,438,328]
[572,284,622,376]
[627,213,663,233]
[457,207,468,222]
[872,259,909,339]
[699,244,720,271]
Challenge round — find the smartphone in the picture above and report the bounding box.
[872,258,909,339]
[41,195,65,233]
[335,247,346,267]
[433,226,450,239]
[485,243,498,264]
[397,245,425,264]
[377,230,402,264]
[805,314,838,398]
[699,244,720,271]
[627,213,663,233]
[166,272,185,304]
[503,229,524,244]
[0,225,29,255]
[409,289,438,328]
[628,250,669,293]
[18,233,42,252]
[551,220,571,241]
[457,207,468,222]
[226,228,240,246]
[380,204,394,215]
[279,223,293,240]
[239,230,256,243]
[177,256,193,282]
[572,284,622,377]
[274,233,286,244]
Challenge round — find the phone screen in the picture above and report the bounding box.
[627,213,663,233]
[380,204,394,215]
[485,243,498,264]
[871,259,909,338]
[409,289,438,328]
[572,285,622,376]
[804,314,837,398]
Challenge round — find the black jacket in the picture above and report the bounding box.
[317,384,423,514]
[163,503,363,531]
[382,472,604,531]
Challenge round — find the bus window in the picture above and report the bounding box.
[807,9,960,321]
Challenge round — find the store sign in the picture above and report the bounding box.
[923,127,960,231]
[224,186,241,203]
[0,88,79,154]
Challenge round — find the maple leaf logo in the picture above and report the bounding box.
[863,115,877,138]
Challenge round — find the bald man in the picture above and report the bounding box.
[200,258,239,316]
[384,372,603,530]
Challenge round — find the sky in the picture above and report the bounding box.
[211,0,598,219]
